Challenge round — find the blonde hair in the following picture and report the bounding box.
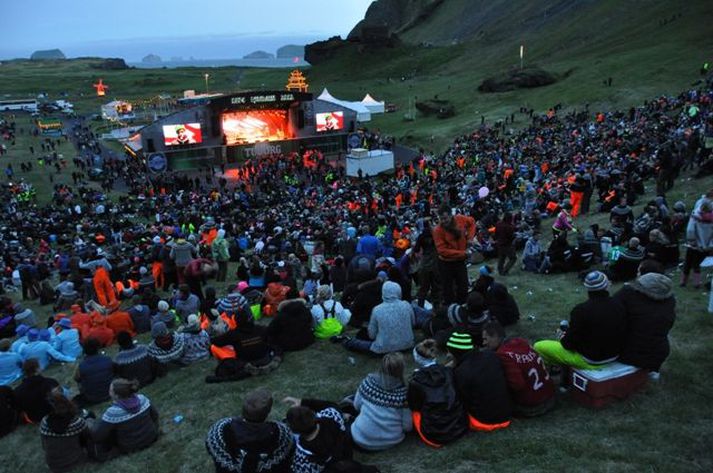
[415,339,439,359]
[379,352,405,387]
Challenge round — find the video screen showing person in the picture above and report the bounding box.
[221,110,290,145]
[163,123,202,146]
[316,111,344,132]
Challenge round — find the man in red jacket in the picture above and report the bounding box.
[482,321,555,417]
[433,204,476,304]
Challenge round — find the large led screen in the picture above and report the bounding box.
[163,123,202,146]
[222,110,290,145]
[315,111,344,132]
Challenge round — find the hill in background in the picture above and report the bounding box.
[30,49,65,60]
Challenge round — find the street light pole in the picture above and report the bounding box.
[204,73,210,93]
[520,45,524,70]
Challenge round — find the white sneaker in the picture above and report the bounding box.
[648,371,661,382]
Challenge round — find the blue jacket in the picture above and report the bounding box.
[0,351,23,385]
[19,341,75,370]
[53,328,84,359]
[78,355,113,404]
[356,235,382,258]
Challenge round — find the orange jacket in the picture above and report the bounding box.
[433,215,476,261]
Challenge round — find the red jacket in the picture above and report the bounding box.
[495,338,555,407]
[105,310,136,337]
[433,215,476,261]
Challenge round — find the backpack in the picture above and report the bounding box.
[314,302,343,339]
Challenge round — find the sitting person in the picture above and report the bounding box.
[266,288,314,352]
[447,332,511,431]
[0,385,19,438]
[174,284,201,323]
[311,285,351,339]
[543,232,574,274]
[341,282,415,356]
[152,300,177,329]
[179,314,211,364]
[407,339,467,447]
[41,387,91,473]
[127,295,152,334]
[350,352,412,451]
[342,271,384,328]
[19,328,75,370]
[205,387,294,473]
[147,321,185,376]
[105,306,136,339]
[216,285,251,320]
[0,338,23,386]
[52,318,83,359]
[521,231,545,272]
[608,237,645,281]
[286,404,352,472]
[534,271,626,370]
[615,261,676,377]
[485,284,520,327]
[13,359,60,423]
[425,291,490,349]
[645,229,679,268]
[88,378,159,460]
[208,308,279,377]
[482,321,555,417]
[73,338,113,407]
[113,331,156,388]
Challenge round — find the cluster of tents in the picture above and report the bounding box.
[317,88,385,122]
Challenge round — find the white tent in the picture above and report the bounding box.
[317,88,371,122]
[361,94,385,114]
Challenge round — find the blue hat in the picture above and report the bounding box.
[39,329,52,342]
[15,324,29,336]
[27,328,40,341]
[58,318,73,329]
[479,265,493,277]
[584,271,609,292]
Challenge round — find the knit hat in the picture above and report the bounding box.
[376,271,388,281]
[479,265,493,277]
[447,332,474,351]
[27,328,40,341]
[151,321,168,338]
[58,318,73,329]
[139,266,148,275]
[39,329,52,342]
[584,271,609,292]
[412,346,436,368]
[237,281,249,293]
[15,324,29,336]
[217,229,226,238]
[186,314,200,326]
[157,300,169,312]
[152,235,162,244]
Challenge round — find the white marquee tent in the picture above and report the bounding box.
[317,88,371,122]
[361,94,385,114]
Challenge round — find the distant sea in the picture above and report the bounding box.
[128,58,310,69]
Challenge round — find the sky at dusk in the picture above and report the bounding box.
[0,0,374,60]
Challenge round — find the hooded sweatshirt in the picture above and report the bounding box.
[615,273,676,371]
[368,282,415,354]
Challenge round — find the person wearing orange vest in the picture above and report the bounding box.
[433,204,476,305]
[569,174,586,218]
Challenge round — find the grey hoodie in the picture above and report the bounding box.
[368,281,415,354]
[628,273,674,300]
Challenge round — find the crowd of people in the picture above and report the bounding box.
[0,72,711,471]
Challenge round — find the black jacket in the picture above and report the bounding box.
[615,274,676,371]
[267,298,314,352]
[562,291,626,363]
[453,350,511,424]
[13,374,59,423]
[407,364,467,445]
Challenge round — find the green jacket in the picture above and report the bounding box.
[211,237,230,262]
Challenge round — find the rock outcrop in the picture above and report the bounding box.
[142,54,162,64]
[91,58,130,70]
[243,51,275,59]
[478,67,558,93]
[30,49,66,60]
[276,45,304,59]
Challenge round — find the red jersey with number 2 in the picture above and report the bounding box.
[496,337,555,407]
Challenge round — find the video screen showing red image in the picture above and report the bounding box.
[316,111,344,132]
[222,110,291,145]
[163,123,202,146]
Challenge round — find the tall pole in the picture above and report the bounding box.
[520,45,524,70]
[204,73,210,93]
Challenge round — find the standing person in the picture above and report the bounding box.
[494,212,517,276]
[183,257,215,301]
[88,378,159,459]
[482,322,555,417]
[170,237,197,285]
[682,198,713,287]
[41,388,91,473]
[432,204,476,305]
[413,219,440,308]
[211,229,230,282]
[552,203,575,238]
